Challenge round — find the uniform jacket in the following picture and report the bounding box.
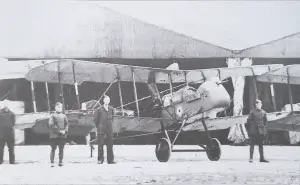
[48,112,69,139]
[0,108,15,139]
[246,108,267,136]
[93,105,114,134]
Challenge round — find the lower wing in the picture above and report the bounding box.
[14,112,51,130]
[182,111,299,132]
[112,115,175,133]
[14,111,300,136]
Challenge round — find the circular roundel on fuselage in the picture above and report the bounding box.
[176,106,184,118]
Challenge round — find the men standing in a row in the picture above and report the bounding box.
[48,102,69,167]
[246,99,269,163]
[94,95,116,164]
[0,103,16,164]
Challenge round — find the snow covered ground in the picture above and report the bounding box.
[0,145,299,184]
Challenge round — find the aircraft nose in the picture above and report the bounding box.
[196,81,231,112]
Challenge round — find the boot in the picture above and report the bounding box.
[259,144,268,162]
[260,158,269,163]
[107,161,116,164]
[249,145,254,163]
[9,153,15,164]
[58,161,63,167]
[0,154,3,165]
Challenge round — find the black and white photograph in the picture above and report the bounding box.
[0,0,299,184]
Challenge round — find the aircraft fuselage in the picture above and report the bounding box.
[161,81,231,122]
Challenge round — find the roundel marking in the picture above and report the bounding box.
[176,106,183,118]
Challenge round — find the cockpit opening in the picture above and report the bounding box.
[162,85,198,107]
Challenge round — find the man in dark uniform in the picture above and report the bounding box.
[48,102,69,167]
[246,99,269,163]
[93,95,116,164]
[0,103,16,164]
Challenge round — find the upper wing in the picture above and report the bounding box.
[256,65,300,85]
[0,60,52,80]
[25,59,185,84]
[25,59,283,85]
[186,64,283,83]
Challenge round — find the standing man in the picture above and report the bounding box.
[93,95,116,164]
[48,102,69,167]
[246,99,269,163]
[0,103,16,164]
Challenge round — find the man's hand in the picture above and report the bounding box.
[60,130,66,135]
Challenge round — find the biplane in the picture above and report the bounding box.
[20,59,287,162]
[256,64,300,132]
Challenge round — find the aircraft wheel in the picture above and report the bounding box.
[206,138,221,161]
[155,138,171,162]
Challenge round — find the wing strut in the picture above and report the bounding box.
[72,61,81,110]
[171,119,187,146]
[287,66,294,114]
[184,72,189,86]
[40,60,51,112]
[45,82,51,111]
[57,61,66,111]
[28,64,37,112]
[168,74,173,94]
[201,70,206,81]
[249,67,258,100]
[217,68,221,80]
[30,81,37,113]
[267,65,277,111]
[132,69,140,117]
[117,79,124,116]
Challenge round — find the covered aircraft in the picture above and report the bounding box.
[256,65,300,132]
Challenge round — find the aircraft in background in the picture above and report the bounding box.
[18,59,290,162]
[256,65,300,133]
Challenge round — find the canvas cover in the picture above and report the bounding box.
[227,58,251,144]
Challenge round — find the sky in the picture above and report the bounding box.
[1,0,300,57]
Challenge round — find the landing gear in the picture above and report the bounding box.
[155,138,171,162]
[154,118,222,162]
[201,119,222,161]
[206,138,221,161]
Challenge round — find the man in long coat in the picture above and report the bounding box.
[246,99,269,163]
[93,95,116,164]
[0,104,16,164]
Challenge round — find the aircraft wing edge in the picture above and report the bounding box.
[182,111,295,132]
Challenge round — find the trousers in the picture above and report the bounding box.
[0,132,15,164]
[249,134,265,159]
[97,132,114,162]
[50,138,65,163]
